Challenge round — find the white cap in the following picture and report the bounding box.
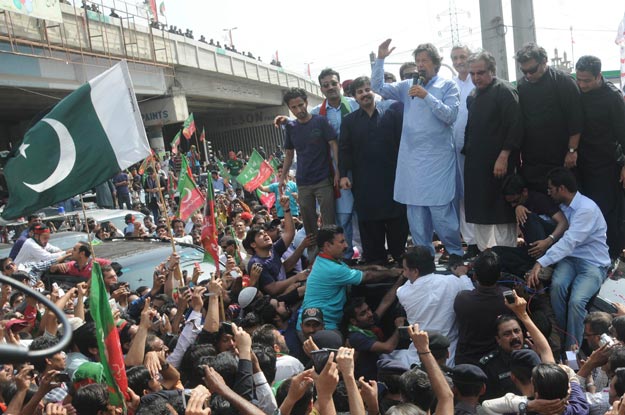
[238,287,258,309]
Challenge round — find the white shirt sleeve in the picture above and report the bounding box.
[480,393,527,415]
[166,310,202,368]
[252,372,278,414]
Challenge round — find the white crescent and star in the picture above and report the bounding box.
[22,118,76,193]
[181,187,193,205]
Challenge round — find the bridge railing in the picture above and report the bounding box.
[0,1,321,96]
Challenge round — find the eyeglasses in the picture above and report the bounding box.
[321,81,339,88]
[521,63,541,75]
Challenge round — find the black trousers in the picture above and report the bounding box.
[358,216,409,263]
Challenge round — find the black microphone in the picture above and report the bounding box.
[411,71,427,99]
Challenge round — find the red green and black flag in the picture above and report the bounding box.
[177,155,205,221]
[201,173,220,272]
[90,262,128,407]
[199,127,205,142]
[236,149,274,192]
[170,131,181,155]
[182,113,196,140]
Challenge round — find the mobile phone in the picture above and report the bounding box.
[503,290,516,304]
[398,326,411,341]
[600,333,615,347]
[221,322,234,336]
[311,349,338,374]
[53,372,71,383]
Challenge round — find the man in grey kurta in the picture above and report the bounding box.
[372,39,462,257]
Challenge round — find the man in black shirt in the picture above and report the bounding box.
[339,76,408,264]
[491,174,568,277]
[515,43,582,192]
[575,55,625,260]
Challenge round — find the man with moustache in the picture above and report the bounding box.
[280,88,338,247]
[451,45,478,258]
[339,76,408,264]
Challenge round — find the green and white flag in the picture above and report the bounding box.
[2,61,150,220]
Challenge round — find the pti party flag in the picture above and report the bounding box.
[2,61,150,220]
[148,0,158,21]
[236,150,274,192]
[170,131,181,155]
[199,127,205,142]
[201,173,220,271]
[182,113,196,140]
[177,155,205,221]
[90,262,128,407]
[215,158,231,180]
[159,1,166,16]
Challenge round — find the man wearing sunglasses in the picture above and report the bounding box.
[515,43,582,193]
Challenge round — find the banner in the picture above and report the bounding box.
[0,0,62,23]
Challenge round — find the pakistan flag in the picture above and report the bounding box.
[2,61,150,220]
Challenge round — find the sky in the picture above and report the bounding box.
[160,0,624,83]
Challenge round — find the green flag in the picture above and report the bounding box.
[170,131,181,155]
[182,113,196,139]
[177,155,205,221]
[236,150,274,192]
[2,61,150,220]
[90,262,128,407]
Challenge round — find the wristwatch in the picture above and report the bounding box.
[568,147,577,153]
[518,401,528,414]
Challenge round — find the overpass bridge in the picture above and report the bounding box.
[0,0,323,158]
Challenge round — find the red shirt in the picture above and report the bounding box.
[56,258,111,278]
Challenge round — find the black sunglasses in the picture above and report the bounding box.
[521,63,541,75]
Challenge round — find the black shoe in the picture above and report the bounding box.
[438,249,450,264]
[463,244,479,260]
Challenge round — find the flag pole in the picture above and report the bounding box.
[149,156,184,285]
[78,194,97,260]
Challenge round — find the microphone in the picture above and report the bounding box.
[411,71,426,99]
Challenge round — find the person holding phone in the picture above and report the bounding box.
[29,335,69,403]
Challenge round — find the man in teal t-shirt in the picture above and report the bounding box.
[299,225,402,331]
[259,166,299,218]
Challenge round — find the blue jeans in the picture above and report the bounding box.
[407,203,462,256]
[550,257,608,349]
[336,212,354,260]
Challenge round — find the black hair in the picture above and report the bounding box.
[252,345,277,384]
[576,55,602,77]
[515,43,548,64]
[180,343,216,385]
[73,383,109,415]
[502,174,527,196]
[384,72,397,82]
[317,225,344,250]
[126,365,152,396]
[29,335,60,372]
[547,167,578,193]
[532,364,569,400]
[379,372,404,394]
[76,241,92,258]
[136,397,170,415]
[72,322,98,358]
[212,351,238,387]
[510,361,533,385]
[613,317,625,343]
[283,88,308,106]
[583,311,612,337]
[276,376,313,415]
[402,246,435,276]
[252,324,277,348]
[318,68,341,84]
[495,315,521,334]
[332,380,350,412]
[351,76,371,95]
[413,43,442,72]
[473,251,501,286]
[399,367,434,412]
[27,214,41,222]
[9,291,24,307]
[399,62,418,80]
[210,394,238,415]
[609,345,625,374]
[454,379,484,398]
[243,225,264,253]
[614,368,625,397]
